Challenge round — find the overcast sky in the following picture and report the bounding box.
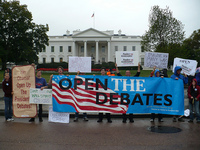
[19,0,200,38]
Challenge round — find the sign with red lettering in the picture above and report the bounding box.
[12,65,37,117]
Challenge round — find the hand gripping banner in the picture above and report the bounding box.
[52,75,184,115]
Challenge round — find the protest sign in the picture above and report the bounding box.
[116,51,139,66]
[48,107,69,123]
[144,52,169,68]
[29,88,52,104]
[173,58,198,76]
[12,65,37,118]
[69,57,91,73]
[52,75,184,115]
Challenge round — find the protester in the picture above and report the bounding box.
[188,78,200,123]
[149,67,164,122]
[107,68,115,76]
[74,71,89,122]
[48,66,64,87]
[171,66,188,122]
[3,68,12,80]
[97,67,112,123]
[2,73,14,121]
[195,68,200,86]
[29,70,48,122]
[115,63,141,123]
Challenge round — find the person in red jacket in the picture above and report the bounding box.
[188,78,200,123]
[2,73,14,121]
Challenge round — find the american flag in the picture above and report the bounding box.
[52,75,128,113]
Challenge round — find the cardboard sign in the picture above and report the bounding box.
[12,65,37,118]
[144,52,169,69]
[48,107,69,123]
[69,57,91,73]
[29,88,52,104]
[116,51,139,66]
[173,58,198,76]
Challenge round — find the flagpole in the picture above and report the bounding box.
[91,12,95,28]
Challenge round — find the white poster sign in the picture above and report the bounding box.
[144,52,169,69]
[48,107,70,123]
[173,58,198,76]
[116,51,139,67]
[29,88,52,104]
[69,57,91,73]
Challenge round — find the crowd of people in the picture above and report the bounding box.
[2,63,200,124]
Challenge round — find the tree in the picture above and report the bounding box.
[141,6,185,52]
[0,0,49,70]
[183,29,200,64]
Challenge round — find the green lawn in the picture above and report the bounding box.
[0,69,173,83]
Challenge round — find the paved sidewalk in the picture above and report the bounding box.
[0,117,200,150]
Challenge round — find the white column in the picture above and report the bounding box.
[84,41,87,57]
[95,41,99,63]
[107,41,111,62]
[72,41,76,56]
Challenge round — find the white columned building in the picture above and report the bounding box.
[38,28,144,65]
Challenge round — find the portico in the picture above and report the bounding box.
[72,28,111,63]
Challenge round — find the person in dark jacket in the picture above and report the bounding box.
[171,66,188,122]
[188,78,200,123]
[115,63,141,123]
[2,73,14,121]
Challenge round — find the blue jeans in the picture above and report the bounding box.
[189,100,200,121]
[4,97,13,120]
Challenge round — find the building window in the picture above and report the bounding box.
[115,46,118,51]
[68,46,71,52]
[141,58,144,65]
[132,46,136,51]
[43,58,46,63]
[102,46,105,53]
[60,58,63,62]
[123,46,127,51]
[51,46,54,52]
[102,57,105,62]
[60,46,63,52]
[51,58,54,63]
[81,46,84,53]
[141,46,145,52]
[42,47,46,52]
[91,46,95,53]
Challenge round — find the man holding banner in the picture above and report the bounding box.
[29,70,48,122]
[97,67,112,123]
[115,63,141,123]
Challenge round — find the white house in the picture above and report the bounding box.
[38,28,145,65]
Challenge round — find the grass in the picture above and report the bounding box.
[0,69,174,83]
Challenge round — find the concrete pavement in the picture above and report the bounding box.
[0,117,200,150]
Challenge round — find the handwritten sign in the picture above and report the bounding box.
[48,107,70,123]
[144,52,169,68]
[173,58,198,76]
[12,65,37,118]
[69,57,91,73]
[116,51,139,66]
[29,88,52,104]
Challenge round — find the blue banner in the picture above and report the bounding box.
[52,75,184,115]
